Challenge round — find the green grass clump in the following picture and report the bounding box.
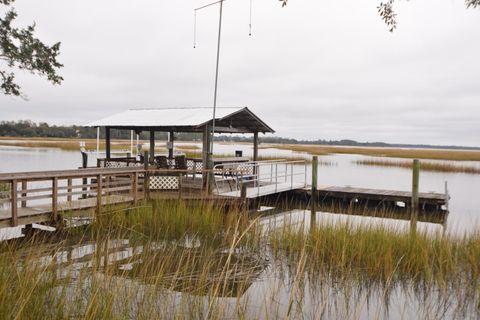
[269,221,480,289]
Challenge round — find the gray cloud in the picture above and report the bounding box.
[1,0,479,146]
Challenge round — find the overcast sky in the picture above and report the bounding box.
[1,0,479,146]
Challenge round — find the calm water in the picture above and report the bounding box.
[1,143,480,319]
[1,143,478,233]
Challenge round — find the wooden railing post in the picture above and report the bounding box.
[11,179,18,227]
[82,176,88,199]
[52,177,58,222]
[67,178,73,202]
[97,174,103,215]
[21,180,27,208]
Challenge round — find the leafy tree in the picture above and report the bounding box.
[279,0,480,32]
[0,0,62,97]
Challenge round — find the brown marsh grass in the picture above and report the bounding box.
[0,200,479,318]
[266,144,480,161]
[355,159,480,174]
[0,138,132,152]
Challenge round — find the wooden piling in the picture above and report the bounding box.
[149,130,155,163]
[143,151,150,200]
[311,156,318,224]
[410,159,420,233]
[105,127,111,160]
[240,183,247,199]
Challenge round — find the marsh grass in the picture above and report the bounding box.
[355,159,480,174]
[0,182,9,193]
[175,144,201,151]
[0,139,132,152]
[267,144,480,161]
[0,200,479,318]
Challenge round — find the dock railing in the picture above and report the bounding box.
[213,160,307,197]
[0,167,146,227]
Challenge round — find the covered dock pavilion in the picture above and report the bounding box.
[85,106,275,173]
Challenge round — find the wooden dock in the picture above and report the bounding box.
[289,185,448,211]
[0,163,449,231]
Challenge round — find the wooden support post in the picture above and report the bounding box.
[21,180,27,208]
[253,132,259,176]
[132,173,138,204]
[411,159,420,233]
[143,151,150,201]
[149,130,155,164]
[202,125,210,192]
[67,178,73,202]
[311,156,318,226]
[169,130,174,159]
[52,177,58,223]
[97,174,103,215]
[105,127,111,160]
[253,132,259,162]
[11,180,18,227]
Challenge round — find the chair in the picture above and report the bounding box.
[174,155,187,170]
[155,156,169,169]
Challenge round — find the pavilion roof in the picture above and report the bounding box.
[85,107,274,134]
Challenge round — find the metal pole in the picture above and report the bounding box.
[209,0,224,156]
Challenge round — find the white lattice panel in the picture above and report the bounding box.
[149,176,179,190]
[105,161,128,168]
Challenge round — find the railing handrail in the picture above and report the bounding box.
[213,159,307,195]
[212,159,305,171]
[0,166,145,182]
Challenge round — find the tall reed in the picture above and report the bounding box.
[0,201,479,318]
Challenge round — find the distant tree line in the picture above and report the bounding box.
[1,120,478,150]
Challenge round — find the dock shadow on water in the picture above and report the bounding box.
[0,200,479,319]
